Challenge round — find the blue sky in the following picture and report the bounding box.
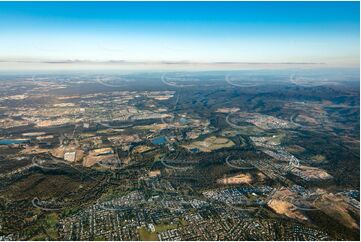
[0,1,359,70]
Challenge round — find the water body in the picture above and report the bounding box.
[151,136,167,145]
[0,139,29,145]
[179,118,188,124]
[190,148,200,153]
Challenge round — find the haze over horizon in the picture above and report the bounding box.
[0,1,359,71]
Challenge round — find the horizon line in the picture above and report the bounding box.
[0,58,325,65]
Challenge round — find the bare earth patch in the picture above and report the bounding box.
[217,173,253,184]
[267,187,308,221]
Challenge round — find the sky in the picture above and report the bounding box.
[0,1,359,71]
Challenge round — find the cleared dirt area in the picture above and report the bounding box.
[182,136,235,152]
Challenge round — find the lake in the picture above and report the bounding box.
[0,139,30,145]
[151,136,167,145]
